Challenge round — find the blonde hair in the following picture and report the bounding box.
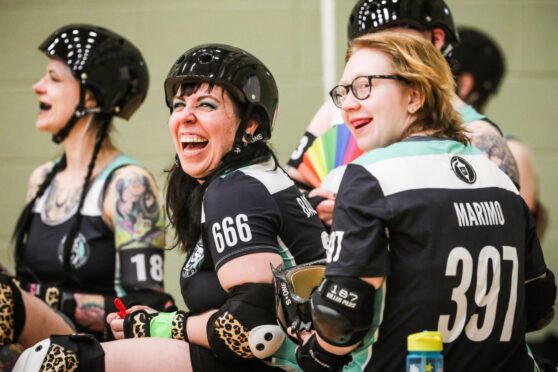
[346,31,469,145]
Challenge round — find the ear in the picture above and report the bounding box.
[84,89,98,109]
[431,28,447,51]
[245,119,260,135]
[407,86,424,115]
[456,73,475,101]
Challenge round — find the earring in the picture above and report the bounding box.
[409,106,418,114]
[174,154,180,166]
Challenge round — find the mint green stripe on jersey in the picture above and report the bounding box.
[457,104,486,124]
[98,154,139,181]
[353,139,483,167]
[277,236,296,268]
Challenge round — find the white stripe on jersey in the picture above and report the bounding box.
[363,153,518,196]
[238,159,294,195]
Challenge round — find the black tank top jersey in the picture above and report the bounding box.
[19,155,163,295]
[326,137,546,372]
[180,158,327,313]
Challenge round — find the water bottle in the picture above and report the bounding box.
[406,331,443,372]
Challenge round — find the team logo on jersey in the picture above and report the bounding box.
[57,233,89,269]
[181,239,205,278]
[451,156,476,184]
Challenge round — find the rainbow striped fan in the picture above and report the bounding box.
[298,123,363,188]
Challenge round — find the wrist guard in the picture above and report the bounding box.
[124,310,192,340]
[296,334,351,372]
[0,274,25,345]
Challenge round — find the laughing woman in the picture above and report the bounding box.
[12,24,173,341]
[14,44,326,371]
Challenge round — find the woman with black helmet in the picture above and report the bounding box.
[11,24,173,341]
[14,43,326,371]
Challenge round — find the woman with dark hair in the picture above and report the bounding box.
[12,24,173,341]
[14,43,326,372]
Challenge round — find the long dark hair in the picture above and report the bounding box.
[13,115,112,280]
[165,84,277,254]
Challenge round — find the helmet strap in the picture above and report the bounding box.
[51,79,105,144]
[232,104,254,155]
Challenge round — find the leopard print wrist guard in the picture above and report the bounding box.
[171,311,192,342]
[123,310,154,338]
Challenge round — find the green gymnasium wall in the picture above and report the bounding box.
[1,0,556,337]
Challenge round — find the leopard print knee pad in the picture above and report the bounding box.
[0,274,25,346]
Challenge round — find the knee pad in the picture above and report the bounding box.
[311,276,378,347]
[0,274,25,346]
[207,283,281,364]
[12,334,105,372]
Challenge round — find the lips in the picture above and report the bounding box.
[179,134,208,154]
[39,102,51,111]
[349,117,372,131]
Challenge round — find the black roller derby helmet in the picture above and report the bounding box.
[164,43,278,140]
[39,24,149,120]
[452,26,505,96]
[347,0,459,48]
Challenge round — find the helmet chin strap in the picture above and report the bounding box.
[231,104,254,155]
[51,79,105,144]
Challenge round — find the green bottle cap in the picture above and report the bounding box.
[407,331,443,352]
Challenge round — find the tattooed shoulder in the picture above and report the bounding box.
[467,121,520,186]
[110,166,165,250]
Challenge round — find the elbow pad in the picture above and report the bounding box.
[311,276,379,347]
[207,283,284,364]
[526,269,556,332]
[0,273,25,345]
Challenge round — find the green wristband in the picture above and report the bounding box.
[149,311,177,338]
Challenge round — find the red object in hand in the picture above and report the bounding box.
[114,298,127,319]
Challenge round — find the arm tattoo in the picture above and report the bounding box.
[114,172,165,250]
[470,131,520,186]
[73,293,105,333]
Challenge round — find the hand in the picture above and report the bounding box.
[309,188,336,226]
[287,327,314,346]
[107,305,157,339]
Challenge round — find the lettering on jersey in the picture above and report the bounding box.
[451,156,476,184]
[324,281,359,309]
[454,201,505,227]
[212,214,253,253]
[327,231,344,263]
[296,195,317,218]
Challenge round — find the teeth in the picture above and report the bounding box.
[180,135,207,144]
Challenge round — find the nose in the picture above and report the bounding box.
[178,107,195,125]
[32,76,46,95]
[341,89,359,112]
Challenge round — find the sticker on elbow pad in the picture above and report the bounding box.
[322,279,364,311]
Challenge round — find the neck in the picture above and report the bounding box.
[61,115,116,174]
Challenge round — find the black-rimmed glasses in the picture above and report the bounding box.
[329,75,407,108]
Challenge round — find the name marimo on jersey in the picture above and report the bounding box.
[454,201,505,227]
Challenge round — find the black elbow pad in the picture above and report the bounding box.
[311,276,380,347]
[526,269,556,332]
